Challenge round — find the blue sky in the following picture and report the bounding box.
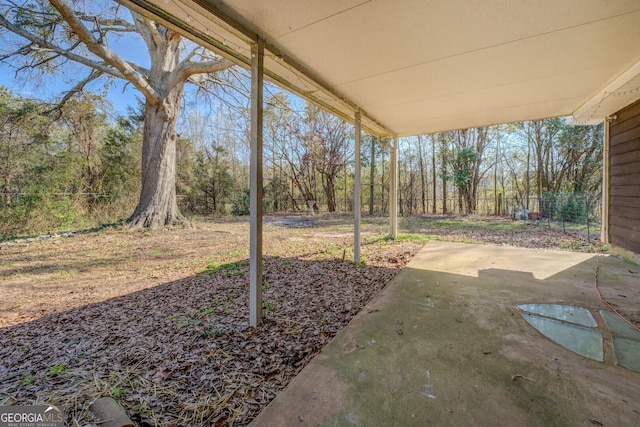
[0,19,146,117]
[0,64,139,115]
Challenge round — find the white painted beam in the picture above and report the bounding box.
[354,112,362,263]
[570,60,640,126]
[249,39,264,327]
[389,137,398,239]
[601,119,610,244]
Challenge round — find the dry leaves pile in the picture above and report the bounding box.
[0,229,420,426]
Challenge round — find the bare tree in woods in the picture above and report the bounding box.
[417,135,427,214]
[264,93,298,210]
[556,124,603,193]
[493,126,501,215]
[301,105,349,212]
[0,88,48,206]
[59,95,107,210]
[266,100,351,213]
[369,136,375,215]
[448,128,489,214]
[0,0,234,228]
[430,134,437,214]
[278,132,318,211]
[438,133,450,214]
[520,119,562,198]
[399,142,418,215]
[267,101,348,212]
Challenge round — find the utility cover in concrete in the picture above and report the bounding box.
[600,310,640,340]
[521,312,604,361]
[600,310,640,373]
[610,336,640,373]
[518,303,597,327]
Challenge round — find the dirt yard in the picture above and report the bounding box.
[0,214,615,425]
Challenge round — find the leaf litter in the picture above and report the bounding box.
[0,216,420,426]
[0,214,612,425]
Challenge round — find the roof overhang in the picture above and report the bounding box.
[121,0,640,136]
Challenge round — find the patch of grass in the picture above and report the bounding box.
[206,261,245,277]
[623,253,639,267]
[432,219,462,226]
[110,386,127,399]
[21,374,33,386]
[200,327,221,339]
[262,300,276,314]
[281,259,292,266]
[609,246,639,266]
[47,364,66,377]
[222,248,245,258]
[477,221,524,230]
[229,291,239,303]
[324,244,344,256]
[133,402,149,415]
[167,314,201,326]
[193,307,214,318]
[148,249,163,257]
[53,269,77,280]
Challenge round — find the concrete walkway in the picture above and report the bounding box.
[251,241,640,427]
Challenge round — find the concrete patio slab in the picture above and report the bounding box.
[251,241,640,427]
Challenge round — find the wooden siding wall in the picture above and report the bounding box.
[609,99,640,253]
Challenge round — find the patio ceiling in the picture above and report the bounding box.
[124,0,640,137]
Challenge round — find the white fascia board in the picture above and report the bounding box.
[569,58,640,125]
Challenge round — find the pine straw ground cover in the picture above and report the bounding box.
[0,214,607,426]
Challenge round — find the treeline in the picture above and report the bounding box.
[0,88,141,237]
[0,85,603,238]
[397,121,603,217]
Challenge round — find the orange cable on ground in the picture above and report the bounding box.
[594,254,640,333]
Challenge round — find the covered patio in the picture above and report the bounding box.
[251,241,640,426]
[120,0,640,327]
[102,1,640,423]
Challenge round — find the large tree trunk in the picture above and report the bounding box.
[128,88,187,229]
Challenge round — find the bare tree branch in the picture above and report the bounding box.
[0,43,35,62]
[0,14,124,79]
[42,69,104,117]
[48,0,160,104]
[170,57,233,87]
[142,16,162,48]
[125,60,149,77]
[76,13,137,32]
[129,11,158,54]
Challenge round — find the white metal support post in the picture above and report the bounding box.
[389,137,398,238]
[601,119,610,244]
[354,112,362,263]
[249,39,264,327]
